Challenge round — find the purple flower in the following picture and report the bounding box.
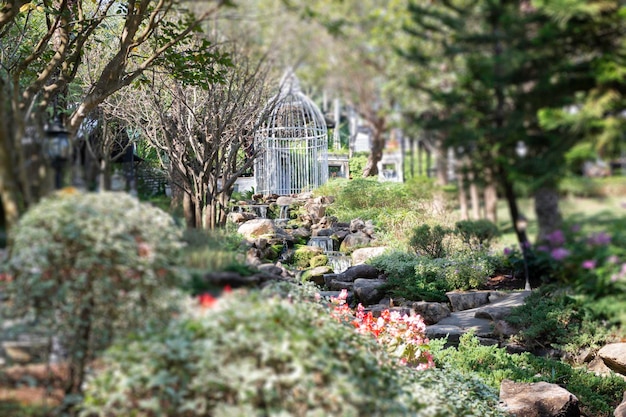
[608,255,619,264]
[581,260,596,270]
[587,232,611,246]
[546,230,565,246]
[551,247,570,261]
[537,245,550,253]
[503,247,512,256]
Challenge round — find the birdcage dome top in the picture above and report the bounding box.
[259,69,327,139]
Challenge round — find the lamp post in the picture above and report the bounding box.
[44,118,70,189]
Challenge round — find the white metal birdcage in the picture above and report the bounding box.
[255,69,328,195]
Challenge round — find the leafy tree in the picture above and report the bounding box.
[107,42,273,229]
[0,0,231,230]
[400,0,625,244]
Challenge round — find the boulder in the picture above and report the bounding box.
[411,301,451,325]
[257,263,284,276]
[365,305,413,318]
[353,278,386,305]
[339,231,372,252]
[327,280,354,292]
[598,343,626,375]
[276,196,296,206]
[351,247,389,265]
[301,266,334,286]
[349,218,366,232]
[475,306,514,321]
[238,219,277,239]
[614,392,626,417]
[446,290,491,312]
[499,380,580,417]
[338,264,380,282]
[425,324,463,345]
[202,271,262,288]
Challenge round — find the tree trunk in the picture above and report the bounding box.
[458,168,469,221]
[483,166,498,224]
[534,186,562,243]
[0,125,21,231]
[362,122,385,177]
[468,171,481,220]
[434,136,448,186]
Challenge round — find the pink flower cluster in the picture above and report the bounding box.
[329,289,435,370]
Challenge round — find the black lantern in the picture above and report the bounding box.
[44,118,70,189]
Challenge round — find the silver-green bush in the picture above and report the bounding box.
[4,190,185,399]
[79,283,506,417]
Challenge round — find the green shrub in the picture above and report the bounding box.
[432,333,626,417]
[505,287,617,354]
[371,251,449,302]
[4,190,185,402]
[409,224,453,258]
[442,253,495,290]
[372,250,495,301]
[455,219,500,251]
[80,283,506,417]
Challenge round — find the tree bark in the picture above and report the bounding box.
[362,117,386,177]
[483,166,498,224]
[534,186,562,243]
[468,170,481,220]
[458,168,469,221]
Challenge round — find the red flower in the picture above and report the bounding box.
[198,293,217,308]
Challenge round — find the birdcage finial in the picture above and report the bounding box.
[279,67,301,96]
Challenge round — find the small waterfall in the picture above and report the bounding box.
[278,205,290,220]
[307,238,352,273]
[308,236,334,252]
[327,251,351,274]
[255,205,269,219]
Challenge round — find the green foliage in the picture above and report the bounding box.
[372,250,495,301]
[455,219,500,251]
[409,224,453,258]
[180,227,245,272]
[441,254,495,291]
[348,153,368,177]
[432,333,626,417]
[505,287,618,354]
[3,190,185,402]
[80,283,505,417]
[314,177,443,247]
[292,245,324,269]
[372,251,449,302]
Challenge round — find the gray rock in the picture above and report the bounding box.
[500,379,580,417]
[337,264,380,282]
[327,280,354,292]
[475,306,513,321]
[257,263,283,276]
[276,196,296,206]
[599,343,626,375]
[493,319,518,337]
[425,324,463,345]
[349,218,366,232]
[238,219,277,239]
[353,278,386,305]
[411,301,451,325]
[365,305,413,318]
[339,231,371,252]
[301,266,334,286]
[351,246,388,265]
[446,290,491,312]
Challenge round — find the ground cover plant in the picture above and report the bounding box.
[80,282,506,417]
[431,333,626,417]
